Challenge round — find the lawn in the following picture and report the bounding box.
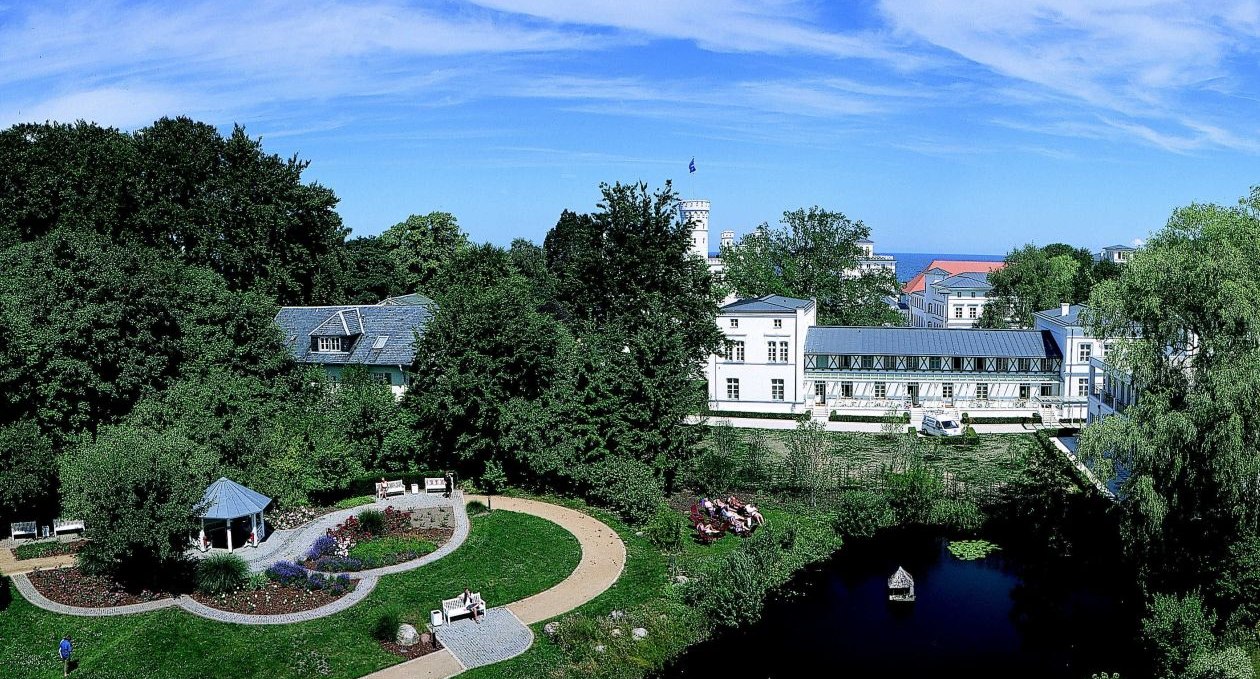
[0,510,580,679]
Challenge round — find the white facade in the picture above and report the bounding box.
[1100,244,1136,265]
[843,239,897,278]
[1087,355,1137,424]
[908,269,993,329]
[679,199,710,261]
[707,296,817,413]
[1032,303,1107,421]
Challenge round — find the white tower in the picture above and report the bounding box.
[720,230,735,249]
[678,199,710,259]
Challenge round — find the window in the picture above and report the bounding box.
[768,341,778,362]
[942,383,953,399]
[774,319,783,329]
[952,356,964,371]
[815,382,826,399]
[733,341,744,361]
[861,355,875,369]
[954,306,963,318]
[779,341,789,362]
[874,383,887,399]
[372,372,393,386]
[316,336,343,352]
[974,358,987,372]
[1041,384,1053,397]
[1019,384,1030,399]
[726,378,740,400]
[771,379,784,401]
[730,318,739,328]
[976,383,989,400]
[996,357,1009,372]
[906,356,920,371]
[1077,377,1089,397]
[929,356,942,371]
[1018,358,1031,372]
[1078,342,1093,363]
[971,292,978,298]
[725,341,744,362]
[841,382,854,398]
[884,355,897,370]
[968,306,978,318]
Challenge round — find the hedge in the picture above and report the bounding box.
[829,412,910,423]
[703,410,809,422]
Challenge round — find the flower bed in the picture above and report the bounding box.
[189,563,355,615]
[300,507,452,572]
[268,505,336,531]
[14,540,85,561]
[26,567,173,607]
[380,636,441,660]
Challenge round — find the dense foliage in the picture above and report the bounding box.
[980,242,1122,328]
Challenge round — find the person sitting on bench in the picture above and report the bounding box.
[461,587,482,624]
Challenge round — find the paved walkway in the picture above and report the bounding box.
[11,493,470,625]
[364,497,626,679]
[0,547,77,576]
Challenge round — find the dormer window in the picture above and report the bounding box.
[316,336,344,352]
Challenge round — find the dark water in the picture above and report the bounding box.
[659,529,1137,679]
[887,252,1007,284]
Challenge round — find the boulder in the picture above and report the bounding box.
[396,623,420,646]
[609,610,625,620]
[543,621,561,638]
[632,627,648,641]
[610,628,623,638]
[673,575,689,584]
[594,644,607,654]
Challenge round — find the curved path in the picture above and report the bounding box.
[365,496,627,679]
[11,492,470,625]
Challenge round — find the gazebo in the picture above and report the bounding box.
[888,566,916,602]
[196,478,272,553]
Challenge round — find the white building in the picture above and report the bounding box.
[1100,244,1136,265]
[1032,303,1105,421]
[903,261,1005,329]
[843,238,897,278]
[706,295,817,414]
[1087,356,1137,424]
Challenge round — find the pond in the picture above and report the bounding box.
[659,528,1138,678]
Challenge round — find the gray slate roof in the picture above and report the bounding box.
[932,272,992,290]
[805,326,1062,359]
[200,478,271,520]
[275,304,433,366]
[379,293,435,307]
[1033,304,1085,327]
[1103,244,1136,251]
[721,295,814,313]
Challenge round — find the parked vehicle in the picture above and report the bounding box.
[922,412,963,437]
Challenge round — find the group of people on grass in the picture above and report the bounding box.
[694,495,764,539]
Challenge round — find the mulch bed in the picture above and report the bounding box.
[380,636,441,660]
[26,567,175,607]
[189,579,357,615]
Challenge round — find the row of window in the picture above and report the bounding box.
[724,378,785,401]
[722,341,790,362]
[813,382,1055,400]
[728,318,785,329]
[952,305,979,319]
[807,354,1059,373]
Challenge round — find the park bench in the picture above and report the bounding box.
[10,521,37,541]
[441,592,485,624]
[53,518,85,535]
[382,479,406,497]
[425,477,446,493]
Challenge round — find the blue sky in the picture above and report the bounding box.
[3,1,1259,253]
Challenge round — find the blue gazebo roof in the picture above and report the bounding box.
[199,478,271,520]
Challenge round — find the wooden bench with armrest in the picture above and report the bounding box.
[441,592,485,623]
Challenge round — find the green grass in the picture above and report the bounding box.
[332,495,376,510]
[13,541,76,560]
[348,536,436,563]
[0,510,580,679]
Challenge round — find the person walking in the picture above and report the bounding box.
[59,635,73,676]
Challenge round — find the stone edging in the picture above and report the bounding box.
[11,493,471,624]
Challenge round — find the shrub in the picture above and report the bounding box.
[14,542,78,560]
[1185,646,1254,679]
[465,500,488,515]
[1142,591,1217,679]
[963,425,979,444]
[961,412,971,424]
[906,425,917,436]
[928,497,985,532]
[686,551,765,628]
[334,495,376,510]
[196,553,249,595]
[581,457,662,525]
[833,489,895,539]
[357,509,386,537]
[306,535,337,561]
[265,560,308,586]
[703,410,805,421]
[373,607,403,641]
[644,505,686,553]
[246,572,269,591]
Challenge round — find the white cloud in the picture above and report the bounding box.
[0,86,191,129]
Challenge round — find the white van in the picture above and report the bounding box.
[922,413,963,437]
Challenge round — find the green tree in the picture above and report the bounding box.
[1078,189,1260,622]
[59,424,215,584]
[341,236,404,304]
[0,421,56,526]
[785,419,833,505]
[980,243,1094,328]
[720,206,902,325]
[378,212,469,295]
[1141,591,1218,679]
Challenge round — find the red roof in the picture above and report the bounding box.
[902,260,1006,294]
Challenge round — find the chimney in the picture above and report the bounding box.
[1061,303,1070,317]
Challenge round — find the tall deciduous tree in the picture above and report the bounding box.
[980,243,1092,328]
[720,207,901,326]
[1078,188,1260,631]
[378,212,469,295]
[341,236,404,304]
[60,424,216,584]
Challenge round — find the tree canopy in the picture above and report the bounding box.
[719,207,901,326]
[980,242,1121,328]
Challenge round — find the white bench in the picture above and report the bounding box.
[425,477,447,493]
[383,479,406,497]
[10,521,37,541]
[53,518,85,535]
[442,592,485,623]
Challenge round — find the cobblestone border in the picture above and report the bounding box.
[11,492,472,624]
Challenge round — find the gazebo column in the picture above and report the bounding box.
[226,518,234,553]
[258,510,266,541]
[249,513,257,547]
[198,518,207,552]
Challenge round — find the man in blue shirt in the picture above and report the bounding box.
[59,635,72,676]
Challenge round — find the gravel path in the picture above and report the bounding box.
[11,492,470,625]
[0,547,77,576]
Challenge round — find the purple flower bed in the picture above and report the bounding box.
[305,535,337,561]
[264,560,353,594]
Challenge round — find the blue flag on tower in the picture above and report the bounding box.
[689,158,696,174]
